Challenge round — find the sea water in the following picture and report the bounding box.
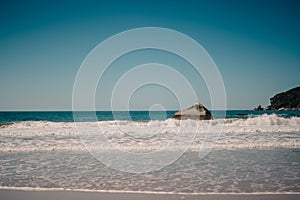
[0,111,300,193]
[1,110,299,122]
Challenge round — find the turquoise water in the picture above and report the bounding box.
[0,110,299,122]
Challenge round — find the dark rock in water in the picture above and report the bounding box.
[269,86,300,110]
[236,113,248,116]
[173,103,213,120]
[264,106,272,110]
[253,105,263,111]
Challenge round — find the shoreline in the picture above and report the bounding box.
[2,186,300,195]
[1,188,300,200]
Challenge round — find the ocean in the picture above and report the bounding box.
[0,110,300,193]
[1,110,300,122]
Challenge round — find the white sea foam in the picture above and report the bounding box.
[0,114,299,152]
[1,186,300,195]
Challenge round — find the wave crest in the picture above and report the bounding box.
[0,114,299,152]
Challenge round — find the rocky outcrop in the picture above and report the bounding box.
[269,86,300,110]
[253,105,263,111]
[173,103,213,120]
[254,86,300,111]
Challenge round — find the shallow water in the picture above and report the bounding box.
[1,149,300,193]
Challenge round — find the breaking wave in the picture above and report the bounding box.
[0,114,299,152]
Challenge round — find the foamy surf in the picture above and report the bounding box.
[0,114,299,153]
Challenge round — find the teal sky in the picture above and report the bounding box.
[0,0,300,110]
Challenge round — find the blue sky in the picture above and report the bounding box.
[0,0,299,110]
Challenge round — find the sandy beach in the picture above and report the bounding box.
[1,189,300,200]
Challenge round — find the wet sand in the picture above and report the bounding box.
[1,189,300,200]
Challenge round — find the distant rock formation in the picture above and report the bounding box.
[173,103,213,120]
[268,86,300,110]
[253,105,263,111]
[254,86,300,111]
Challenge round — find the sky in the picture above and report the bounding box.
[0,0,300,110]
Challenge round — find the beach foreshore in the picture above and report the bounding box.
[1,189,300,200]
